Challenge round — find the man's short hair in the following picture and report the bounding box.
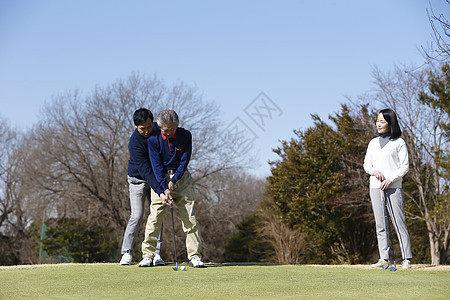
[156,110,179,127]
[133,108,153,126]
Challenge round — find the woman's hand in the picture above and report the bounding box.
[380,179,392,191]
[373,170,385,182]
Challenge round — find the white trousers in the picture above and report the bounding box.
[370,188,412,260]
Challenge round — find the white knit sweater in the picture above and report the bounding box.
[363,137,409,189]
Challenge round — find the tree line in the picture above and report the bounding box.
[0,64,448,266]
[0,73,264,265]
[224,63,449,265]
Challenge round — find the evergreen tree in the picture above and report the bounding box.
[42,218,118,263]
[265,105,377,263]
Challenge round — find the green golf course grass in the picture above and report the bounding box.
[1,263,449,299]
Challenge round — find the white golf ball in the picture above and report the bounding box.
[180,266,186,271]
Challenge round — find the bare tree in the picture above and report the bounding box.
[424,1,450,62]
[0,117,37,264]
[161,171,266,263]
[0,117,14,231]
[20,73,252,263]
[195,171,266,262]
[367,64,449,265]
[256,200,307,264]
[28,88,130,231]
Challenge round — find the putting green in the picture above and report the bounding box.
[0,263,448,299]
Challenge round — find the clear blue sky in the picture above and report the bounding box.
[0,0,447,176]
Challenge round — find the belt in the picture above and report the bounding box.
[165,170,175,175]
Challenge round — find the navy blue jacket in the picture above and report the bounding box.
[148,127,192,191]
[127,123,164,195]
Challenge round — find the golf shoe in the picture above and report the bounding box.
[189,255,205,268]
[401,259,411,269]
[153,254,165,266]
[138,256,153,267]
[120,253,132,265]
[371,258,389,268]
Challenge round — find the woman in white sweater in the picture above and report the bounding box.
[363,109,412,269]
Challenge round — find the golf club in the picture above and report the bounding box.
[381,191,390,270]
[170,202,178,271]
[384,191,397,271]
[382,191,396,272]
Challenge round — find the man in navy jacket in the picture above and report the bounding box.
[120,108,170,266]
[139,110,204,268]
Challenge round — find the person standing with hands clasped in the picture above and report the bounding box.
[364,109,412,269]
[139,110,204,268]
[120,108,170,266]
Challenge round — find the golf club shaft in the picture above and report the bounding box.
[381,191,390,263]
[384,191,396,267]
[170,203,178,265]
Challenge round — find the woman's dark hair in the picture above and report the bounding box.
[379,108,402,139]
[133,108,153,126]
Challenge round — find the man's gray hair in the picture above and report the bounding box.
[156,110,180,127]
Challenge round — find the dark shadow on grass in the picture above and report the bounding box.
[204,262,282,268]
[165,262,208,269]
[162,262,283,269]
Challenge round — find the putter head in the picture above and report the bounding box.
[382,261,390,270]
[388,262,397,272]
[172,262,178,271]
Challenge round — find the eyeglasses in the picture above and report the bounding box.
[161,126,177,132]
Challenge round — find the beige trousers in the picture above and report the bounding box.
[141,170,202,260]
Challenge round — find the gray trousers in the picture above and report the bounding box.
[370,188,412,260]
[121,176,162,255]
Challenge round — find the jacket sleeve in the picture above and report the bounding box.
[148,135,168,191]
[363,140,375,176]
[388,139,409,182]
[129,140,164,196]
[171,130,192,184]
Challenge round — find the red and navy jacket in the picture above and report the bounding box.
[127,123,164,195]
[148,127,192,191]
